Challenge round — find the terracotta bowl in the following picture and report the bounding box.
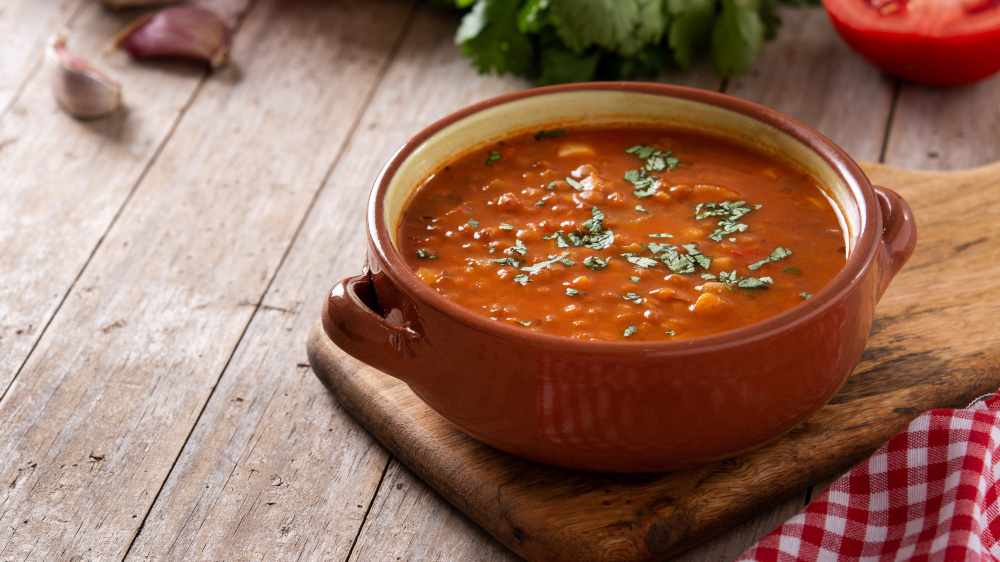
[321,82,916,472]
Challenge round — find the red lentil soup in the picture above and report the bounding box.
[397,126,846,341]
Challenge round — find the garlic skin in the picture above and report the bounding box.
[47,34,121,119]
[109,6,232,69]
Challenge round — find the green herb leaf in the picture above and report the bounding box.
[416,249,438,259]
[622,292,644,304]
[623,254,659,268]
[565,176,584,191]
[521,252,572,274]
[485,150,503,166]
[513,273,532,285]
[468,219,480,228]
[623,325,637,337]
[566,287,582,296]
[455,0,533,76]
[748,247,792,271]
[583,256,608,270]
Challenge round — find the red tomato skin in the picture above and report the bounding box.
[822,0,1000,87]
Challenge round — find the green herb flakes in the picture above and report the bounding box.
[485,150,502,166]
[583,256,608,270]
[415,249,438,259]
[623,325,637,337]
[521,252,571,275]
[623,254,659,268]
[748,247,792,271]
[622,292,643,304]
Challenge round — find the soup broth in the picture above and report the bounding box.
[397,126,846,341]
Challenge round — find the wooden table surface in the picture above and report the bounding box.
[2,1,998,560]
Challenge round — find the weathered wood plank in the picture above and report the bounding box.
[725,5,894,163]
[0,0,85,114]
[0,0,409,559]
[885,74,1000,170]
[351,459,518,561]
[0,0,248,394]
[125,4,529,559]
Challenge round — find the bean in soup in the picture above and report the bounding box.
[397,126,846,341]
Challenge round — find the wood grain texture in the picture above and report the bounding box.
[726,7,895,164]
[0,0,404,559]
[0,0,248,393]
[308,161,1000,561]
[0,0,84,114]
[885,75,1000,170]
[121,1,424,558]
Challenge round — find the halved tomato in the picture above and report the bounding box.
[821,0,1000,86]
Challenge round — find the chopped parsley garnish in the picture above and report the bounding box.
[694,200,759,242]
[748,247,792,271]
[499,223,514,230]
[521,252,571,275]
[622,292,643,304]
[784,267,803,276]
[624,144,679,198]
[467,219,479,228]
[658,244,712,274]
[485,150,502,166]
[623,254,659,268]
[636,205,651,213]
[566,287,581,296]
[513,274,531,285]
[493,257,519,267]
[800,292,813,299]
[648,233,674,238]
[510,239,528,255]
[737,276,773,289]
[629,276,640,283]
[535,199,546,206]
[513,319,531,326]
[415,249,437,259]
[565,176,584,191]
[583,256,608,270]
[623,325,637,337]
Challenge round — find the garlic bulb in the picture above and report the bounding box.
[109,6,232,69]
[47,33,121,119]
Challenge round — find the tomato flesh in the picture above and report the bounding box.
[822,0,1000,86]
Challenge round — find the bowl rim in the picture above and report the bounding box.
[367,81,880,354]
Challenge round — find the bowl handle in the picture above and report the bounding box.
[873,185,917,300]
[322,272,422,376]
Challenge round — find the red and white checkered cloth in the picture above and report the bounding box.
[739,392,1000,561]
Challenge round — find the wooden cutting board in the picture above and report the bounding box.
[307,161,1000,561]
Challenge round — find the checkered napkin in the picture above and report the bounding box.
[738,392,1000,561]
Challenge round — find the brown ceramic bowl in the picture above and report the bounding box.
[321,82,916,473]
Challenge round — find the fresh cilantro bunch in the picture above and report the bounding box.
[446,0,789,85]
